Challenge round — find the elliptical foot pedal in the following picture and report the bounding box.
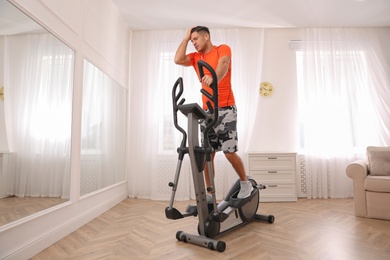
[211,211,229,222]
[229,188,258,208]
[184,205,198,216]
[165,207,184,219]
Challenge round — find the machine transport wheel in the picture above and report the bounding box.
[215,241,226,252]
[207,241,226,252]
[176,231,184,241]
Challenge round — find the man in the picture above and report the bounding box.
[174,26,253,199]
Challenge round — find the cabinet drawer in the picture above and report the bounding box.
[259,184,297,202]
[249,156,295,171]
[251,170,295,183]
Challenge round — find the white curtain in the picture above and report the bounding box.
[2,34,74,198]
[80,61,127,196]
[299,28,390,199]
[129,29,264,200]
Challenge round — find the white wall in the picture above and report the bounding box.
[249,28,303,153]
[0,0,130,259]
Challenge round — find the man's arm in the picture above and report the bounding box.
[174,28,192,66]
[215,55,230,83]
[201,55,230,86]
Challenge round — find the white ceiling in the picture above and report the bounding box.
[112,0,390,30]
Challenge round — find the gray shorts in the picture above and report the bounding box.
[200,105,238,153]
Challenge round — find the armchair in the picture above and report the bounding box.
[346,146,390,220]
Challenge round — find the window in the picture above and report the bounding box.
[296,49,377,155]
[158,52,200,153]
[30,53,74,141]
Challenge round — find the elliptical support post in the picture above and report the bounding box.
[186,112,210,236]
[205,154,218,211]
[167,159,183,209]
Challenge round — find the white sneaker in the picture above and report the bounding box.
[237,181,254,199]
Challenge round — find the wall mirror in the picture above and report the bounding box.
[0,0,74,226]
[80,60,126,196]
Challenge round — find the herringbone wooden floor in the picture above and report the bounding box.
[32,198,390,260]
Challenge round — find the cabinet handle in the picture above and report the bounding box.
[268,185,278,188]
[268,171,277,173]
[268,157,277,160]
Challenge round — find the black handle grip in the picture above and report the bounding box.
[172,77,184,106]
[197,60,218,139]
[172,77,187,159]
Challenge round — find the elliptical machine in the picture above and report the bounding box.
[165,60,274,252]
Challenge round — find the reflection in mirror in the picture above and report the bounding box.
[80,60,126,196]
[0,0,74,226]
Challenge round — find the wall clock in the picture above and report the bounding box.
[259,82,274,97]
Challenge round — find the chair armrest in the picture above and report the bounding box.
[346,160,368,180]
[346,160,368,217]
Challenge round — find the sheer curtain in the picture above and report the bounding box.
[299,28,390,199]
[81,61,127,195]
[2,34,74,198]
[129,29,264,200]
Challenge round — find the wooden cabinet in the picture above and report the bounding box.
[248,153,297,202]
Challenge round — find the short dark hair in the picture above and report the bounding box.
[191,26,210,35]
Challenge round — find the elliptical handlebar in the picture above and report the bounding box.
[197,60,219,142]
[171,61,218,155]
[172,77,187,160]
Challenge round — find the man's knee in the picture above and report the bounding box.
[224,152,237,161]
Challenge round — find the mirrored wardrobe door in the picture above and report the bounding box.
[0,0,74,226]
[80,60,126,196]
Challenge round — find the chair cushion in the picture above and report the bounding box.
[366,146,390,176]
[365,175,390,192]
